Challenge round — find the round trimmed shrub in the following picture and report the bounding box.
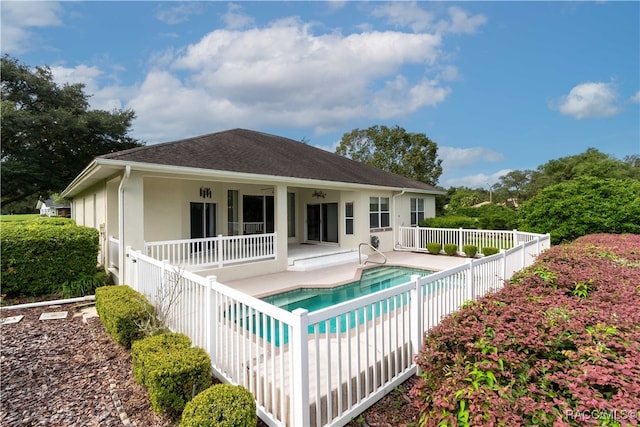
[426,242,442,255]
[180,384,257,427]
[482,247,499,256]
[462,244,478,258]
[443,244,458,256]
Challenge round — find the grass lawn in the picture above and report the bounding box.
[0,214,42,223]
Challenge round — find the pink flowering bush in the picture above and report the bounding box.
[411,234,640,426]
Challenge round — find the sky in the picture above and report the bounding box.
[2,1,639,189]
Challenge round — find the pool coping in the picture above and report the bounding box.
[226,250,470,299]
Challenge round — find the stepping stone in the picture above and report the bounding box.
[0,315,24,325]
[39,311,68,321]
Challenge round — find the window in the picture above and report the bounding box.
[411,198,425,226]
[369,197,390,229]
[345,201,354,235]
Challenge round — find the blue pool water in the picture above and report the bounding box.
[262,266,432,313]
[240,266,432,346]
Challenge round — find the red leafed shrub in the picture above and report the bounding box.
[411,233,640,426]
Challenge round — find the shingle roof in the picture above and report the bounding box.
[101,128,441,192]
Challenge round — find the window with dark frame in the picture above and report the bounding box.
[345,201,354,235]
[369,196,389,228]
[411,197,425,226]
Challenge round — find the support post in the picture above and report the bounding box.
[206,275,217,359]
[410,274,423,359]
[467,259,475,301]
[291,308,310,427]
[218,235,224,269]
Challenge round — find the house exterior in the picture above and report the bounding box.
[61,128,445,283]
[36,197,71,217]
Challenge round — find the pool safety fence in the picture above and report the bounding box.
[125,228,550,427]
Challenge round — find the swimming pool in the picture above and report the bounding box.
[262,266,433,313]
[248,266,433,345]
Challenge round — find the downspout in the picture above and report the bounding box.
[392,189,407,249]
[118,165,131,284]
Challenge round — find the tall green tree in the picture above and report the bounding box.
[335,125,443,186]
[493,148,640,204]
[1,55,144,212]
[519,176,640,244]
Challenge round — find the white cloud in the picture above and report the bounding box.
[127,19,450,141]
[439,6,487,34]
[631,91,640,103]
[222,3,255,30]
[155,3,202,25]
[443,169,512,189]
[439,146,504,169]
[0,1,63,54]
[554,82,621,119]
[50,65,127,111]
[372,3,486,34]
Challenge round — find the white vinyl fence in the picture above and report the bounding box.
[108,236,119,269]
[144,233,276,268]
[126,228,550,427]
[398,227,544,255]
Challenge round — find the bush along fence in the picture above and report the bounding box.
[397,227,544,256]
[125,227,551,427]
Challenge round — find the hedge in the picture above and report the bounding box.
[412,234,640,426]
[95,285,153,349]
[0,220,98,297]
[180,384,257,427]
[132,333,192,386]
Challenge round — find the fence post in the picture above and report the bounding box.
[291,308,310,427]
[500,249,507,284]
[467,259,475,301]
[458,228,464,254]
[218,234,224,269]
[414,226,420,251]
[410,274,423,359]
[206,275,217,359]
[513,229,519,247]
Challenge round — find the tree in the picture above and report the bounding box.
[518,176,640,244]
[1,55,144,212]
[492,148,640,205]
[335,125,443,186]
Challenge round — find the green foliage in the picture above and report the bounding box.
[146,346,212,417]
[335,125,442,186]
[456,205,519,230]
[60,269,108,298]
[444,244,458,256]
[420,215,478,229]
[426,242,442,255]
[132,333,192,386]
[462,245,478,258]
[180,384,257,427]
[1,55,144,211]
[412,234,640,426]
[95,285,153,349]
[446,188,483,210]
[518,176,640,244]
[481,247,499,256]
[0,220,99,296]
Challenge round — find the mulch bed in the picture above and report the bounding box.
[0,303,173,427]
[1,302,420,427]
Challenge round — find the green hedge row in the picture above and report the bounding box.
[132,333,212,417]
[180,384,257,427]
[95,285,153,349]
[0,219,99,297]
